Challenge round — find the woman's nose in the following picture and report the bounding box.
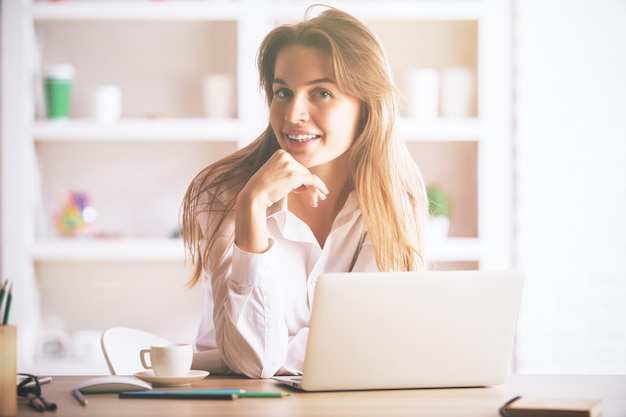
[285,94,309,123]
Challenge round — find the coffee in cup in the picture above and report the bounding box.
[139,344,192,378]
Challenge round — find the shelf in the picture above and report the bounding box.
[32,238,187,262]
[427,237,483,262]
[31,237,480,263]
[30,1,244,21]
[30,118,479,142]
[272,0,483,21]
[31,118,241,142]
[30,1,483,22]
[399,118,481,141]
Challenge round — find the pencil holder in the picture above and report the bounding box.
[0,325,17,417]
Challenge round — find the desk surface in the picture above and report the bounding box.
[18,374,626,417]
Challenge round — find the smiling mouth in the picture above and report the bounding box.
[287,134,320,143]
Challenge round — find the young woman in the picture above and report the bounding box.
[182,5,429,378]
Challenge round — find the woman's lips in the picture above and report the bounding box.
[285,133,320,144]
[286,133,320,142]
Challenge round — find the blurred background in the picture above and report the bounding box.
[1,0,625,375]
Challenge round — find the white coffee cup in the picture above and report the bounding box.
[92,85,122,123]
[139,344,193,377]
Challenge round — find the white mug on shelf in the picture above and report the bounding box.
[92,85,122,123]
[440,66,474,118]
[405,67,439,120]
[202,73,235,119]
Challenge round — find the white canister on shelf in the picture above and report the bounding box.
[202,73,235,119]
[92,85,122,123]
[440,66,474,118]
[405,67,439,120]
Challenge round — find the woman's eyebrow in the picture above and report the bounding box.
[272,77,336,86]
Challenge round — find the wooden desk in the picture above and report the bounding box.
[17,374,626,417]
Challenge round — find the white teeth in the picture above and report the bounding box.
[287,134,318,141]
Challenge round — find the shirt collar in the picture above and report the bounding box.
[266,191,359,227]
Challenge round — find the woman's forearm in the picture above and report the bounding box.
[235,190,271,253]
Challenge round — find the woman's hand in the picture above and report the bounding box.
[235,150,328,253]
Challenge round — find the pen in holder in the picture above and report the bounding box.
[0,325,17,417]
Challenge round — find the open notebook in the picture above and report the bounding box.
[273,270,524,391]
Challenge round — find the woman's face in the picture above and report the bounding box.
[269,46,362,168]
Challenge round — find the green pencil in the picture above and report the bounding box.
[236,392,290,398]
[0,280,7,311]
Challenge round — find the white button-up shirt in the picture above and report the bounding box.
[193,191,377,378]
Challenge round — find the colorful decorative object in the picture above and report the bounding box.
[54,191,98,237]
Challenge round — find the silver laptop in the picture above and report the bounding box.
[273,270,524,391]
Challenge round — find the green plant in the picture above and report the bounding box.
[426,185,451,218]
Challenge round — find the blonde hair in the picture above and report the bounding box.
[182,6,428,286]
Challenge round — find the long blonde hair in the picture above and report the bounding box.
[182,6,428,286]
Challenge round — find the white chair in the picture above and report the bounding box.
[100,327,171,375]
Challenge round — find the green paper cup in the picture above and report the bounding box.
[45,64,75,119]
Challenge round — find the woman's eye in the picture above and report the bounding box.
[274,88,291,98]
[316,89,332,99]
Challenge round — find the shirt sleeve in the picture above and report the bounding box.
[212,241,291,378]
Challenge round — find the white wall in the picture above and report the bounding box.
[514,0,626,373]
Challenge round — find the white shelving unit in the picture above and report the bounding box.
[1,0,512,373]
[32,119,242,142]
[32,238,186,262]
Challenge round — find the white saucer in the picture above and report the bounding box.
[133,370,210,387]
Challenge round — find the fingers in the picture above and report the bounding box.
[292,183,328,207]
[313,189,328,208]
[247,150,328,208]
[275,151,328,207]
